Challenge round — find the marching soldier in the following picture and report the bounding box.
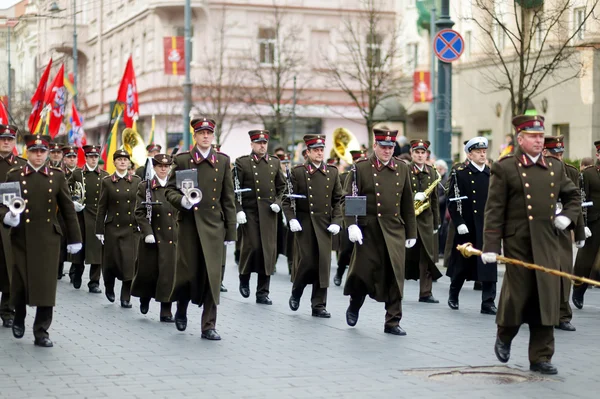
[482,115,580,375]
[283,134,343,317]
[405,140,442,303]
[543,136,586,331]
[61,145,79,178]
[343,129,417,335]
[446,137,497,314]
[165,117,236,341]
[572,141,600,309]
[0,124,26,328]
[333,150,366,286]
[69,145,108,293]
[1,134,82,347]
[235,130,286,305]
[132,154,177,322]
[47,142,64,168]
[95,147,141,308]
[275,151,294,274]
[135,143,162,179]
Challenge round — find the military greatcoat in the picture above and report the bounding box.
[574,163,600,281]
[405,162,442,281]
[0,154,26,296]
[0,165,81,306]
[95,173,141,282]
[69,166,108,265]
[165,147,236,306]
[483,149,580,326]
[282,161,344,287]
[343,155,417,301]
[132,178,178,302]
[447,162,497,282]
[235,153,286,276]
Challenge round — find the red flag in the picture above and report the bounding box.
[44,64,67,138]
[28,58,53,132]
[116,55,139,128]
[413,71,432,103]
[0,99,8,125]
[71,103,87,167]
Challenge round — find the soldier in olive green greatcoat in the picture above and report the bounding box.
[0,124,26,328]
[165,118,236,341]
[343,129,417,336]
[95,147,141,308]
[1,134,82,347]
[235,130,286,305]
[482,115,580,375]
[283,134,344,318]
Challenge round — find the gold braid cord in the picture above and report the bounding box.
[456,243,600,288]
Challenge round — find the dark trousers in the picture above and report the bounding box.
[140,298,173,317]
[418,245,433,297]
[349,281,402,329]
[0,291,14,321]
[292,284,327,310]
[559,279,573,323]
[11,269,53,339]
[239,273,270,298]
[449,277,496,305]
[70,263,102,288]
[176,292,217,332]
[498,325,555,364]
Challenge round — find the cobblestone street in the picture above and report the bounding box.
[1,247,599,398]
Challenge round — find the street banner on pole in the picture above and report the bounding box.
[163,37,186,75]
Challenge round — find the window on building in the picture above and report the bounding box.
[465,31,472,59]
[145,33,154,68]
[492,1,506,50]
[464,0,473,19]
[574,7,586,40]
[366,32,382,68]
[258,28,276,65]
[405,42,418,72]
[102,54,108,88]
[534,15,543,49]
[111,48,119,84]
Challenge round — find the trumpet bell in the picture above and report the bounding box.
[8,197,26,215]
[331,128,361,164]
[121,127,147,168]
[185,188,202,205]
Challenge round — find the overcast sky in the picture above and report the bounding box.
[0,0,21,10]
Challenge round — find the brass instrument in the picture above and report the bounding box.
[70,180,86,205]
[331,128,360,164]
[414,169,442,216]
[8,197,26,216]
[184,187,202,205]
[121,127,147,168]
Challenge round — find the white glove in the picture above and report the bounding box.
[327,224,341,235]
[348,224,363,245]
[3,212,19,227]
[414,192,426,202]
[181,196,193,209]
[554,215,571,231]
[67,243,82,254]
[585,227,592,238]
[73,201,85,212]
[224,241,236,245]
[481,252,497,264]
[289,219,302,232]
[433,229,439,234]
[96,234,104,245]
[457,224,469,235]
[236,211,247,224]
[145,235,156,244]
[270,203,281,213]
[405,238,416,248]
[576,240,585,249]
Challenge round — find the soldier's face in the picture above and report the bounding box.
[411,148,427,165]
[0,137,15,154]
[194,130,214,151]
[470,148,487,165]
[114,157,130,173]
[517,133,544,155]
[64,155,77,168]
[307,147,324,163]
[50,151,63,162]
[154,163,170,180]
[374,143,394,162]
[86,155,99,169]
[28,149,48,168]
[251,141,268,156]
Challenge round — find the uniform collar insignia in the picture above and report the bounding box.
[252,153,269,163]
[112,172,132,182]
[193,147,216,166]
[150,177,160,189]
[520,152,547,169]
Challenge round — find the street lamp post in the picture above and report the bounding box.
[6,22,11,115]
[435,0,454,162]
[72,0,78,106]
[182,0,192,150]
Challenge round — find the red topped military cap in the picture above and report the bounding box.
[62,145,78,157]
[24,134,51,150]
[410,139,430,151]
[303,134,326,148]
[373,129,398,146]
[0,124,18,139]
[146,144,162,152]
[191,118,216,133]
[49,142,62,152]
[544,136,565,153]
[513,115,545,134]
[82,145,101,156]
[249,130,270,143]
[350,149,367,161]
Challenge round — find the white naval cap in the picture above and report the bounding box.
[464,137,488,154]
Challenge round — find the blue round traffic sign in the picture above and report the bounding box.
[434,29,464,63]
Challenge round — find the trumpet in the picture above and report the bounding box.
[184,187,202,205]
[8,197,26,216]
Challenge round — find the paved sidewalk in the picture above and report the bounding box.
[0,247,599,398]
